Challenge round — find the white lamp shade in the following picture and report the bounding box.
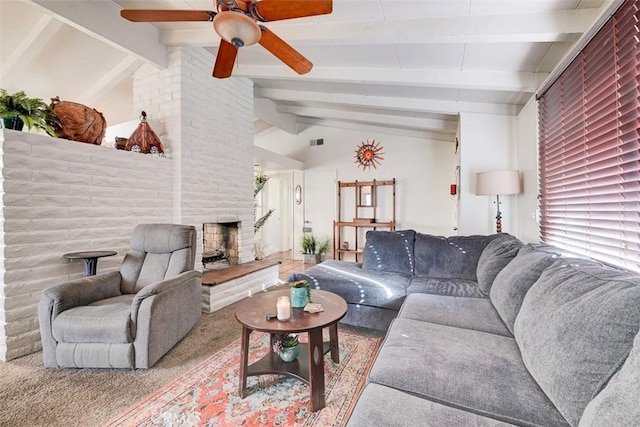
[213,11,261,47]
[475,170,521,195]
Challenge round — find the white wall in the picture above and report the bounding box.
[0,47,255,361]
[256,126,457,254]
[458,113,518,235]
[0,130,174,361]
[133,47,255,266]
[515,97,540,243]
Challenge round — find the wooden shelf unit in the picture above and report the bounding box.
[333,179,396,261]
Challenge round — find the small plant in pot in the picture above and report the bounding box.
[272,333,300,362]
[0,89,58,136]
[316,238,331,261]
[289,279,311,308]
[301,234,331,264]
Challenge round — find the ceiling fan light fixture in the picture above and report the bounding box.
[213,11,261,48]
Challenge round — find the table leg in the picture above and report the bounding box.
[82,258,98,276]
[308,327,325,411]
[238,327,252,398]
[329,322,340,363]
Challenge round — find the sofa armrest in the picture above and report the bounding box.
[130,270,202,321]
[131,270,202,367]
[38,271,122,368]
[42,271,122,316]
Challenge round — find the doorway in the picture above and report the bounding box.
[262,172,293,256]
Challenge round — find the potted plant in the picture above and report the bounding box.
[316,237,331,261]
[289,279,311,308]
[301,234,331,264]
[301,233,318,264]
[0,89,58,136]
[272,333,300,362]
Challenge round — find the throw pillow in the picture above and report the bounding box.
[362,230,416,275]
[414,233,500,280]
[476,234,523,295]
[514,257,640,427]
[489,244,559,334]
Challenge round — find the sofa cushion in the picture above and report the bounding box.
[489,244,560,334]
[414,233,499,280]
[514,258,640,427]
[52,294,134,343]
[288,260,410,310]
[476,234,523,295]
[362,230,416,275]
[407,276,485,298]
[347,383,514,427]
[579,329,640,426]
[398,293,511,337]
[368,318,568,426]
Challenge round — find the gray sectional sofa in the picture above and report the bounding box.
[289,230,640,426]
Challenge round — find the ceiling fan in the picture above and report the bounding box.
[121,0,333,79]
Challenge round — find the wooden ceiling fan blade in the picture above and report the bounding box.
[259,28,312,75]
[120,9,216,22]
[213,39,238,78]
[252,0,332,22]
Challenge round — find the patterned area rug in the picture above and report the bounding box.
[105,331,380,426]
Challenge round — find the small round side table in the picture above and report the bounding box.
[63,250,117,276]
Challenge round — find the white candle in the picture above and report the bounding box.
[276,296,291,321]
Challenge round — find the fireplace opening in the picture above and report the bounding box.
[203,222,240,270]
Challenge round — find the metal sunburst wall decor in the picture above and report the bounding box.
[354,139,384,171]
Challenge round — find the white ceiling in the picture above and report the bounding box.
[1,0,609,142]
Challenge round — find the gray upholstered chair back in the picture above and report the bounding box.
[120,224,197,294]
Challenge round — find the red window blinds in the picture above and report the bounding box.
[538,0,640,272]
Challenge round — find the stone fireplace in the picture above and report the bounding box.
[203,222,240,268]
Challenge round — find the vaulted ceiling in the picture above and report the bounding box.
[1,0,609,142]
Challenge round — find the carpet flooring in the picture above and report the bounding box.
[0,299,384,427]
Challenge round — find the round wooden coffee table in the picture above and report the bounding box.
[235,289,347,412]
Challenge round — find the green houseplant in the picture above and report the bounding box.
[0,89,58,136]
[272,333,300,362]
[301,234,331,264]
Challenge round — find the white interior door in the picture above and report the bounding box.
[262,173,292,255]
[303,169,337,255]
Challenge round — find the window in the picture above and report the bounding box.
[538,0,640,272]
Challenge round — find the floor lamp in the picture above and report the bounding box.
[475,170,521,233]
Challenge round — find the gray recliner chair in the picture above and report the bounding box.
[38,224,202,369]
